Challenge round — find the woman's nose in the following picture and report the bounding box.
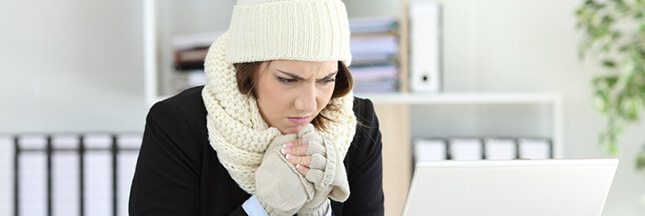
[294,86,317,113]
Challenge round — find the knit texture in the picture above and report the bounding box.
[202,32,357,194]
[226,0,352,66]
[255,133,314,216]
[297,124,350,216]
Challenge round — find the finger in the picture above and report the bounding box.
[281,143,309,156]
[282,138,302,148]
[285,154,312,167]
[296,164,309,176]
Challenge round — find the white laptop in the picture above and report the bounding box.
[402,159,618,216]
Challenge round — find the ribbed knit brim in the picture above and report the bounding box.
[226,0,352,66]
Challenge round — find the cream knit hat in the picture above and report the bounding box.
[226,0,352,66]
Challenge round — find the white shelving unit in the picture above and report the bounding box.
[359,92,563,157]
[143,0,157,106]
[367,92,563,215]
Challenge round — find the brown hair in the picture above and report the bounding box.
[234,61,354,130]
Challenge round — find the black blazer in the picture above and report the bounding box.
[129,86,384,215]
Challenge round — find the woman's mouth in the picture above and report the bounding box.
[287,117,310,125]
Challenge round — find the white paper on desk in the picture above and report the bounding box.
[19,147,47,216]
[414,139,446,161]
[484,138,516,160]
[450,138,482,160]
[84,134,112,216]
[117,134,141,216]
[52,135,80,216]
[518,138,551,159]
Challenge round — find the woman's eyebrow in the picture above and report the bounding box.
[277,70,305,80]
[319,71,339,80]
[277,70,338,80]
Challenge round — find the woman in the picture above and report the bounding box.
[129,0,384,215]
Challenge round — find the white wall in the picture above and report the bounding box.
[0,0,147,133]
[1,0,644,215]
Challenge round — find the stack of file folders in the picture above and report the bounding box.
[172,31,223,71]
[348,17,399,93]
[171,31,224,89]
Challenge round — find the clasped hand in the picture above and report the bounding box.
[254,124,349,216]
[281,138,314,176]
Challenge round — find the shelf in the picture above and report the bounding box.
[356,92,562,105]
[365,91,564,159]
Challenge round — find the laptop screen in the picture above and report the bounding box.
[402,159,618,216]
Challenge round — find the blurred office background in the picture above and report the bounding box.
[1,0,644,215]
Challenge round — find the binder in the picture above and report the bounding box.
[518,138,551,159]
[51,135,80,216]
[84,134,112,216]
[116,134,142,216]
[409,1,442,92]
[449,138,483,160]
[484,138,517,160]
[0,136,12,215]
[413,138,447,162]
[17,135,48,216]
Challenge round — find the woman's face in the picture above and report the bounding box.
[254,60,338,134]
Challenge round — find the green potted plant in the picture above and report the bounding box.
[575,0,645,173]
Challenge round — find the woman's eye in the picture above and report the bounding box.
[320,78,336,84]
[277,77,297,83]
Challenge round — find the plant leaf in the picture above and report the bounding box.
[619,96,642,121]
[593,76,619,89]
[637,145,645,171]
[608,138,619,155]
[603,60,617,68]
[593,89,609,114]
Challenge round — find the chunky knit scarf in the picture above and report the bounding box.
[201,32,357,194]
